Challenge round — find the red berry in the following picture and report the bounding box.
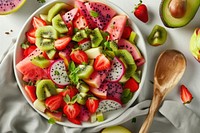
[134,1,149,23]
[124,78,139,92]
[180,85,193,104]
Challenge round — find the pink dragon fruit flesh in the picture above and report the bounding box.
[107,82,123,101]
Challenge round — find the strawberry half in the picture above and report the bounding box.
[180,85,193,104]
[94,54,111,71]
[45,95,63,111]
[124,78,139,92]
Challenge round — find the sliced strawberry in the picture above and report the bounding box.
[68,117,82,125]
[94,54,111,71]
[23,45,37,57]
[70,50,88,64]
[59,86,79,99]
[86,97,99,113]
[124,78,139,92]
[55,36,72,51]
[73,15,88,30]
[78,38,90,46]
[32,16,47,29]
[26,29,36,44]
[180,85,193,104]
[66,22,74,36]
[24,85,37,103]
[63,103,81,119]
[122,26,132,39]
[45,95,63,111]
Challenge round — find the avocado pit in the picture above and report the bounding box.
[169,0,187,18]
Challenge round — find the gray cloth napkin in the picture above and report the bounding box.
[0,41,200,133]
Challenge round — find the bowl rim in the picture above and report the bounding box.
[13,0,148,128]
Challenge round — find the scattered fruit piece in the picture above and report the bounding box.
[147,25,167,46]
[190,28,200,62]
[180,85,193,104]
[101,125,131,133]
[133,0,149,23]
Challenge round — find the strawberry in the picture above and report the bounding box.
[124,78,139,92]
[86,97,99,113]
[31,16,47,29]
[122,26,133,39]
[45,95,63,111]
[70,50,88,64]
[134,0,149,23]
[180,85,193,104]
[68,117,82,125]
[55,36,72,51]
[26,28,36,44]
[63,103,81,119]
[59,86,79,99]
[24,85,37,103]
[94,54,111,71]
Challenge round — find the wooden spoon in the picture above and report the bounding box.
[139,50,186,133]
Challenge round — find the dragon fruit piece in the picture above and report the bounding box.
[118,39,145,66]
[49,59,70,86]
[85,2,116,29]
[107,82,123,101]
[97,68,110,82]
[77,106,90,122]
[89,80,108,99]
[62,8,78,24]
[0,0,26,15]
[97,99,122,113]
[105,57,125,82]
[75,0,96,29]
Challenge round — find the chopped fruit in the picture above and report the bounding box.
[134,0,149,23]
[23,45,37,57]
[73,15,88,29]
[94,54,110,71]
[86,97,99,113]
[24,85,37,103]
[70,50,88,64]
[59,86,79,99]
[68,117,82,125]
[55,36,72,50]
[45,95,63,111]
[124,78,139,92]
[63,103,81,119]
[26,29,36,44]
[32,16,47,29]
[122,26,132,39]
[46,110,63,121]
[180,85,193,104]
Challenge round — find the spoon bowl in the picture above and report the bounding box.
[139,49,186,133]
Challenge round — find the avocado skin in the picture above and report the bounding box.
[159,0,200,28]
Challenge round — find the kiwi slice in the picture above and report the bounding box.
[90,28,103,48]
[77,94,87,105]
[35,26,58,39]
[129,31,137,44]
[115,49,135,65]
[47,3,69,22]
[31,55,51,68]
[52,14,68,33]
[109,41,118,51]
[36,79,57,100]
[96,112,104,122]
[77,65,94,79]
[72,30,88,42]
[76,82,89,93]
[36,38,55,51]
[46,49,56,59]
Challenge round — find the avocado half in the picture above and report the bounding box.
[160,0,200,28]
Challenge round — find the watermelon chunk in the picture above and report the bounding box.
[16,48,48,82]
[104,15,127,41]
[75,0,97,29]
[85,1,116,29]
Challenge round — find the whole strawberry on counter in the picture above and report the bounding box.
[133,0,149,23]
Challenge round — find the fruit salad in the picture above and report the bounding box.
[16,0,145,125]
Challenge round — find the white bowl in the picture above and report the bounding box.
[13,0,148,128]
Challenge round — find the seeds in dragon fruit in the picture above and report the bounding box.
[105,57,125,82]
[97,99,122,113]
[49,59,70,86]
[62,8,78,24]
[118,39,145,66]
[75,0,97,29]
[85,1,116,29]
[77,106,90,122]
[78,38,91,51]
[107,82,123,101]
[97,68,110,82]
[0,0,26,15]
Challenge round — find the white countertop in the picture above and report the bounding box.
[1,0,200,132]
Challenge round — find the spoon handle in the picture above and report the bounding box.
[139,89,163,133]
